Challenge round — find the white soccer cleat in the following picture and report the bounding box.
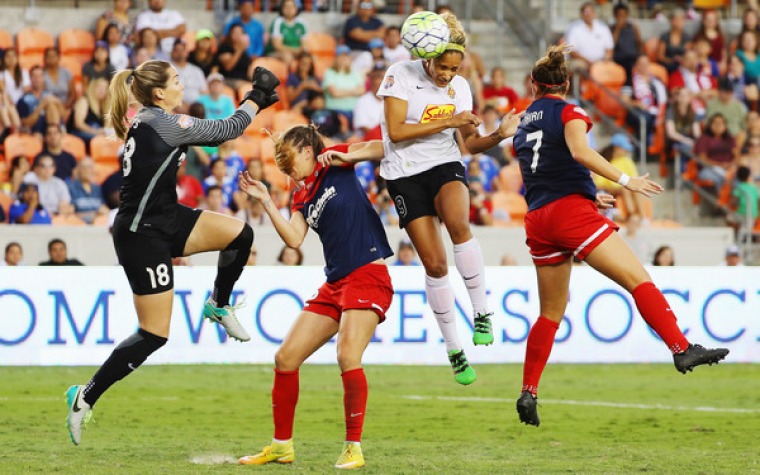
[66,385,92,446]
[203,298,251,342]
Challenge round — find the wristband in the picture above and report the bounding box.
[617,173,630,187]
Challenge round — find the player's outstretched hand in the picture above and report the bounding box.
[498,109,525,138]
[595,192,616,209]
[317,149,349,166]
[625,173,663,197]
[238,171,271,202]
[449,111,481,128]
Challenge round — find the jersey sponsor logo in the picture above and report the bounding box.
[447,85,456,99]
[384,75,395,89]
[177,115,194,128]
[420,104,455,123]
[306,185,337,228]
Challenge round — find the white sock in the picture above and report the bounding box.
[273,438,291,445]
[346,441,360,446]
[453,238,489,316]
[425,274,461,352]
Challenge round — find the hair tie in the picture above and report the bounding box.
[530,73,566,88]
[445,43,465,53]
[127,71,135,84]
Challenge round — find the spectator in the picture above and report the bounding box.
[468,179,493,226]
[0,203,5,223]
[36,124,77,181]
[42,47,75,109]
[95,0,133,46]
[482,67,518,113]
[383,25,409,65]
[135,0,186,54]
[24,154,73,215]
[267,0,307,64]
[17,66,65,136]
[9,155,31,198]
[210,140,246,182]
[197,73,236,120]
[103,23,131,72]
[68,157,109,223]
[171,39,207,110]
[68,78,109,147]
[624,55,667,146]
[277,245,303,266]
[706,77,748,137]
[343,1,385,52]
[244,157,271,191]
[286,52,322,110]
[666,88,701,162]
[373,187,398,226]
[352,38,388,77]
[188,29,217,77]
[3,242,24,266]
[203,184,233,215]
[611,2,643,83]
[563,2,613,73]
[693,36,719,80]
[667,50,717,116]
[466,155,499,192]
[353,67,385,140]
[693,8,726,72]
[8,183,52,224]
[722,245,744,266]
[176,160,204,208]
[476,105,510,166]
[203,158,235,207]
[1,48,30,105]
[100,167,123,210]
[499,254,517,266]
[82,41,116,90]
[301,91,345,140]
[728,165,759,237]
[597,134,643,221]
[652,245,675,266]
[235,194,272,227]
[724,55,754,109]
[216,23,253,88]
[657,8,689,74]
[223,0,265,59]
[729,8,760,56]
[0,79,21,141]
[133,27,170,64]
[393,239,420,266]
[694,113,737,191]
[736,30,760,84]
[322,45,365,126]
[739,134,760,181]
[246,243,258,266]
[39,238,84,265]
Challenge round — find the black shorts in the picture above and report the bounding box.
[112,205,203,295]
[385,161,468,228]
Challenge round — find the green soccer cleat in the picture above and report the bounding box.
[239,439,295,465]
[335,442,365,470]
[472,312,494,346]
[203,298,251,342]
[448,349,477,385]
[66,385,92,446]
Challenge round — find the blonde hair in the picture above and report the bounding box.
[531,44,570,95]
[441,12,466,53]
[86,77,111,120]
[273,124,324,175]
[107,60,172,139]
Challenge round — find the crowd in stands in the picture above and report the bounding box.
[0,0,758,265]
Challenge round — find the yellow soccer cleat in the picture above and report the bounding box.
[239,440,294,465]
[335,442,365,470]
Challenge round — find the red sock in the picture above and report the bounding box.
[522,316,559,396]
[341,368,367,443]
[632,282,690,354]
[272,368,299,440]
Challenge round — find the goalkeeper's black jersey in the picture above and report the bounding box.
[115,103,255,239]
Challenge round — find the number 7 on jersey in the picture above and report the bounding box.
[526,130,543,173]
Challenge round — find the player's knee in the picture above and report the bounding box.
[228,223,254,251]
[137,328,168,351]
[274,348,300,372]
[336,346,362,372]
[446,223,472,244]
[423,262,448,278]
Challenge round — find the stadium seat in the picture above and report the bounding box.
[693,0,728,8]
[93,162,120,185]
[272,110,308,132]
[0,160,8,184]
[313,56,333,81]
[59,28,95,65]
[264,162,291,191]
[17,27,55,69]
[259,136,275,164]
[230,135,260,162]
[0,29,13,50]
[4,133,43,161]
[648,62,669,86]
[245,106,275,135]
[251,57,289,83]
[59,55,83,93]
[644,37,660,62]
[301,32,337,59]
[491,191,528,226]
[497,163,523,193]
[90,136,123,164]
[589,61,627,125]
[62,134,86,161]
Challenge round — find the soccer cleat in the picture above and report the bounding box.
[516,390,540,427]
[335,442,365,470]
[239,440,295,465]
[472,312,494,346]
[66,385,92,446]
[203,298,251,342]
[673,344,729,374]
[448,349,477,385]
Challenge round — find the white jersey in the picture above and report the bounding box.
[377,60,472,180]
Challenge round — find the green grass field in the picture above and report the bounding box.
[1,363,758,474]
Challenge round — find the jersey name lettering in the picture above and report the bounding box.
[521,110,544,125]
[420,104,455,123]
[306,185,337,228]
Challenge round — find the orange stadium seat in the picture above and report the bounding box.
[90,136,123,164]
[230,135,260,162]
[245,105,275,135]
[4,133,43,161]
[259,136,275,164]
[497,163,523,193]
[59,28,95,65]
[313,56,333,81]
[264,162,290,191]
[589,61,627,125]
[272,110,308,132]
[93,162,120,185]
[301,32,338,59]
[62,134,86,161]
[251,57,289,83]
[644,37,660,62]
[492,191,528,226]
[59,55,83,94]
[648,62,669,86]
[0,29,13,50]
[0,160,8,184]
[17,27,55,70]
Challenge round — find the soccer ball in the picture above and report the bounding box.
[401,11,451,59]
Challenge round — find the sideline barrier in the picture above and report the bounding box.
[0,266,758,365]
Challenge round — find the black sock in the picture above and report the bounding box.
[81,328,167,407]
[212,225,253,307]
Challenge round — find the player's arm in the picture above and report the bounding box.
[238,171,309,248]
[384,96,480,143]
[159,102,258,148]
[317,141,384,166]
[461,109,523,154]
[565,119,663,197]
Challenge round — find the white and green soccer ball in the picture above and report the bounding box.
[401,11,451,59]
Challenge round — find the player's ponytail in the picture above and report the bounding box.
[531,44,570,96]
[440,12,466,54]
[106,60,172,140]
[274,124,326,175]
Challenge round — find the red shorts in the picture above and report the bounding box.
[525,194,619,266]
[304,262,394,323]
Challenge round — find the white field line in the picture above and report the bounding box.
[403,395,760,414]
